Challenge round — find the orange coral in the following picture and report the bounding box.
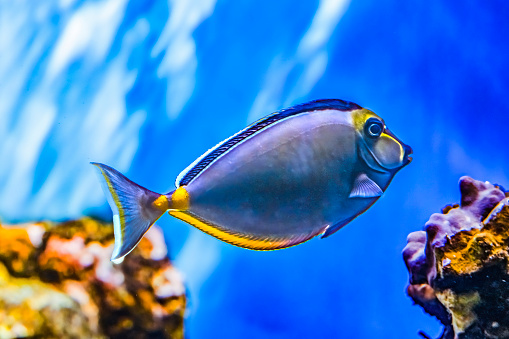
[0,217,185,338]
[0,223,46,275]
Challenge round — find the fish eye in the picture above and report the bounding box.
[364,118,384,139]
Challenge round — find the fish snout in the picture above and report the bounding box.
[403,143,413,164]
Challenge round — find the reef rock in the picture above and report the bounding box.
[403,176,509,339]
[0,217,185,339]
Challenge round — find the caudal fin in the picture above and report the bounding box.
[91,163,169,264]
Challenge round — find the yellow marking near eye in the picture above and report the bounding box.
[171,186,190,210]
[168,210,313,251]
[351,108,377,131]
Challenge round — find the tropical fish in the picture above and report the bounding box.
[92,99,412,263]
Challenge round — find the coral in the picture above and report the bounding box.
[403,176,509,339]
[0,218,185,339]
[0,262,98,338]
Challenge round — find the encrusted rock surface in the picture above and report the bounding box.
[403,177,509,339]
[0,217,185,339]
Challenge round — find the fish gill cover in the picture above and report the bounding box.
[1,0,509,338]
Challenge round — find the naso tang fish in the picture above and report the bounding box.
[92,99,412,263]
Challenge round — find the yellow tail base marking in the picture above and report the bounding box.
[172,187,190,210]
[169,210,316,251]
[153,194,169,211]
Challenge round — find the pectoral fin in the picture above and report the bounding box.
[349,173,383,198]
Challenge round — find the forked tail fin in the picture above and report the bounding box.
[91,163,169,264]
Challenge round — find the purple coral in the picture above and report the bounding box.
[403,176,509,339]
[404,176,506,287]
[426,177,505,249]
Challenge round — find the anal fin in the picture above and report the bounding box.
[321,215,357,238]
[169,210,320,250]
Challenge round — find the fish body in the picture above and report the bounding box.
[93,99,412,263]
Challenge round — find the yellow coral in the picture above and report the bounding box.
[0,224,39,274]
[438,226,509,277]
[0,218,185,338]
[436,289,480,335]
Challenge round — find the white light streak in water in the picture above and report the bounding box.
[0,0,147,221]
[152,0,217,118]
[247,0,351,122]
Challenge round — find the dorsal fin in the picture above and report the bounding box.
[175,99,362,187]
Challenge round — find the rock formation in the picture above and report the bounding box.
[403,176,509,339]
[0,217,185,338]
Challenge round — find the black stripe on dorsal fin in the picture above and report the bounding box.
[176,99,362,187]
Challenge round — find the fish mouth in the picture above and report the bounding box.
[403,144,413,165]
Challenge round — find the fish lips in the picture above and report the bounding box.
[403,143,413,165]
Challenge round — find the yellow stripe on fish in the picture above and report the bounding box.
[168,210,319,251]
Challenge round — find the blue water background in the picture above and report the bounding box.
[1,0,509,338]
